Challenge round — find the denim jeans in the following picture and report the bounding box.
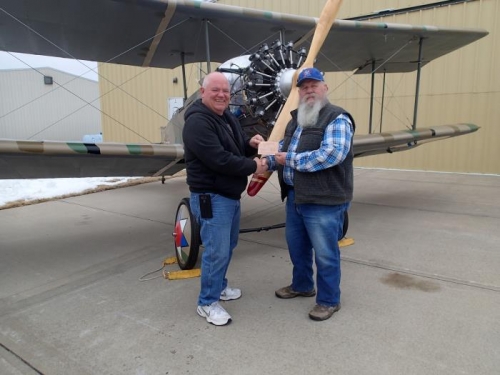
[190,192,241,306]
[285,189,350,306]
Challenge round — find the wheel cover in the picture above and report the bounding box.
[174,203,194,264]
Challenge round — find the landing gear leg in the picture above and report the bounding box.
[342,211,349,239]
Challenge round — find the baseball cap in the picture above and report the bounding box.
[296,67,324,87]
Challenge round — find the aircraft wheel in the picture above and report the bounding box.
[173,198,201,270]
[342,211,349,239]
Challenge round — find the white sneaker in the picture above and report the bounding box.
[197,302,232,326]
[220,286,242,301]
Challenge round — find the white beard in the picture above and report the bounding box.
[297,99,324,128]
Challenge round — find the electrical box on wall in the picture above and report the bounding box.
[168,97,184,120]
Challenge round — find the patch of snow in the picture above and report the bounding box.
[0,177,139,208]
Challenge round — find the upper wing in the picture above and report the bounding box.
[0,139,184,179]
[321,20,488,73]
[0,0,488,73]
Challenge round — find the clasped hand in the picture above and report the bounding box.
[253,157,268,174]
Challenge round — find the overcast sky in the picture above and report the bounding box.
[0,51,98,81]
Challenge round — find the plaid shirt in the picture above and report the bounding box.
[267,113,353,186]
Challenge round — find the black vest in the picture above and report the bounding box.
[278,102,355,205]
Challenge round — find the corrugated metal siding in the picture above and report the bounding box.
[100,0,498,174]
[0,68,101,141]
[100,63,206,143]
[224,0,443,19]
[223,0,321,17]
[345,0,499,174]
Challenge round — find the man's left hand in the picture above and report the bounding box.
[249,134,265,149]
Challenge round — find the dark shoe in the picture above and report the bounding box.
[275,285,316,299]
[308,304,341,321]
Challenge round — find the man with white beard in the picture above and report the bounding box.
[263,67,355,321]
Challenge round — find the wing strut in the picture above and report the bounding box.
[369,60,376,134]
[205,20,212,73]
[181,52,188,101]
[379,71,387,133]
[372,37,425,133]
[413,37,424,130]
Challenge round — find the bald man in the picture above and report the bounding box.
[183,72,267,326]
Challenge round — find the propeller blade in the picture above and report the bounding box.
[247,171,273,196]
[247,0,343,196]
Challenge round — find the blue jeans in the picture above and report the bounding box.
[190,192,241,306]
[285,189,350,306]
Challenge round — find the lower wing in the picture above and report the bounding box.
[0,139,184,179]
[0,123,478,179]
[353,123,478,157]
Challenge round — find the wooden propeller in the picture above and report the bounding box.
[247,0,343,196]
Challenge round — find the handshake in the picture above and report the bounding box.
[253,157,269,175]
[250,134,286,175]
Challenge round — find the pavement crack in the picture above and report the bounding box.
[58,200,169,224]
[0,342,44,375]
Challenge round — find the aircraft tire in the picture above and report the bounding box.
[173,198,201,270]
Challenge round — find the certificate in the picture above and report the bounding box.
[258,141,279,156]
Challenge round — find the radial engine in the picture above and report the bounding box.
[218,40,308,138]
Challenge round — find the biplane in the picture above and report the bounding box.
[0,0,488,269]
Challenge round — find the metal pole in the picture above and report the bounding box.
[412,37,424,130]
[205,20,211,73]
[369,60,375,134]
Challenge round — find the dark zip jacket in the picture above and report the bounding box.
[183,99,257,199]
